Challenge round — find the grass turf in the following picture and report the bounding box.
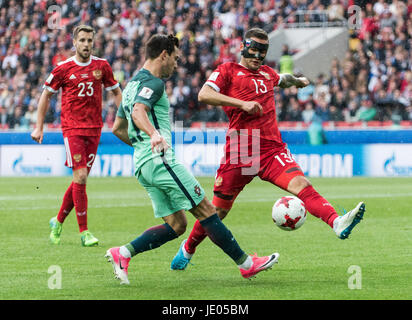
[0,176,411,300]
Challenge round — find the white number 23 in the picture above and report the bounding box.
[78,82,94,97]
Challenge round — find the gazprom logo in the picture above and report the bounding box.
[384,153,412,176]
[13,154,52,175]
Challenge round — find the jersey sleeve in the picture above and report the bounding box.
[102,60,120,91]
[43,65,64,93]
[270,68,281,87]
[133,78,164,110]
[204,63,230,93]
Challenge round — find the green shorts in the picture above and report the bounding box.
[137,156,205,218]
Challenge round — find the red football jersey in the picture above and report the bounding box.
[44,55,119,137]
[205,62,283,144]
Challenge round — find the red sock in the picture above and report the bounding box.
[184,219,208,254]
[57,182,74,223]
[72,183,88,233]
[297,185,339,228]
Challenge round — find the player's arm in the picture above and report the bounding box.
[30,89,54,144]
[278,74,310,88]
[109,86,122,108]
[198,84,263,116]
[132,103,169,153]
[112,116,132,146]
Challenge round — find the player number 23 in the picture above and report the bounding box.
[78,82,94,97]
[251,79,267,94]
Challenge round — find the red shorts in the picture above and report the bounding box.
[63,135,100,171]
[212,137,304,210]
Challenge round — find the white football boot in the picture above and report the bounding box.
[333,202,366,239]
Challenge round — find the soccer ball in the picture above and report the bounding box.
[272,196,307,231]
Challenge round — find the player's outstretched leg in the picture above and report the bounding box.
[49,216,62,245]
[106,222,179,285]
[171,239,193,270]
[240,253,280,279]
[171,207,228,270]
[333,202,366,239]
[105,247,131,285]
[170,218,208,270]
[188,198,279,279]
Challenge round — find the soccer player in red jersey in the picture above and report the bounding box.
[171,28,365,269]
[31,25,122,246]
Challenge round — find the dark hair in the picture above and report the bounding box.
[145,34,179,59]
[73,25,96,39]
[244,28,268,41]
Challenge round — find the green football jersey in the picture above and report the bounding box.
[117,68,173,175]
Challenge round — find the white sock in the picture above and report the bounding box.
[238,255,253,270]
[119,246,131,258]
[182,245,193,259]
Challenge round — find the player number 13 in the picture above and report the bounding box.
[251,79,267,94]
[275,151,294,167]
[78,82,94,97]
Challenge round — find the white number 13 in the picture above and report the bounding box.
[252,79,267,94]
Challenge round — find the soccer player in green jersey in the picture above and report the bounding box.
[105,34,279,284]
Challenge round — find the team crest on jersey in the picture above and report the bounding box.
[73,154,82,162]
[194,185,202,196]
[259,71,270,80]
[93,69,102,80]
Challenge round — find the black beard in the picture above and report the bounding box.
[78,51,91,60]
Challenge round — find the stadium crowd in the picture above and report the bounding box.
[0,0,411,130]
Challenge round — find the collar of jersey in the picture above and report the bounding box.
[237,62,261,74]
[73,56,92,67]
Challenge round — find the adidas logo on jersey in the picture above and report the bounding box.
[237,71,245,76]
[69,74,76,80]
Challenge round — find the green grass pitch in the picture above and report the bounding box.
[0,176,411,300]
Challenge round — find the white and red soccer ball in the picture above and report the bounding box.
[272,196,307,231]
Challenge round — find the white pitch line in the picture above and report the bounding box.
[235,192,412,202]
[1,191,411,202]
[1,191,410,202]
[0,193,147,201]
[1,202,150,212]
[1,192,411,212]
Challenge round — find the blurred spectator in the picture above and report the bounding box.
[302,101,315,123]
[343,100,359,123]
[0,105,7,128]
[2,48,18,71]
[313,74,331,104]
[24,102,38,128]
[279,44,294,74]
[197,104,220,122]
[315,98,330,122]
[7,105,24,129]
[297,82,315,104]
[285,97,302,121]
[327,0,344,21]
[354,99,377,122]
[328,104,344,121]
